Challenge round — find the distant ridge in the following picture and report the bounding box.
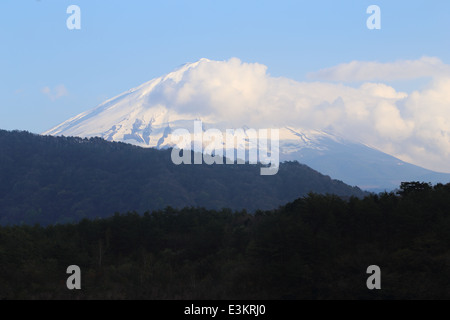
[0,130,366,226]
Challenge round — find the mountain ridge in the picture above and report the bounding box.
[0,129,367,226]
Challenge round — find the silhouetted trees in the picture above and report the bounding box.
[1,183,449,300]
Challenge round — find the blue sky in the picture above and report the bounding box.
[0,0,449,134]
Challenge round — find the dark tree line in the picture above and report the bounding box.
[0,182,449,300]
[0,130,366,226]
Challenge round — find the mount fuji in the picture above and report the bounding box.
[43,59,450,192]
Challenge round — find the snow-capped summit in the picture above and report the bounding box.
[43,59,450,191]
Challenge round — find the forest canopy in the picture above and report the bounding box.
[0,183,449,300]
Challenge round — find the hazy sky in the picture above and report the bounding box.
[1,0,450,171]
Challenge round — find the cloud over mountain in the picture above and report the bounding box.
[307,56,450,82]
[45,57,450,173]
[134,57,448,172]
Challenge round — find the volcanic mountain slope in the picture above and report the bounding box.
[44,59,450,191]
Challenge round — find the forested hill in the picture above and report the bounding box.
[0,130,366,226]
[1,183,449,299]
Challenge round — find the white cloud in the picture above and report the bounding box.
[42,84,68,101]
[144,58,450,173]
[307,56,450,82]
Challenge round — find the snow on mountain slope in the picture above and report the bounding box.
[44,59,212,142]
[43,59,450,191]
